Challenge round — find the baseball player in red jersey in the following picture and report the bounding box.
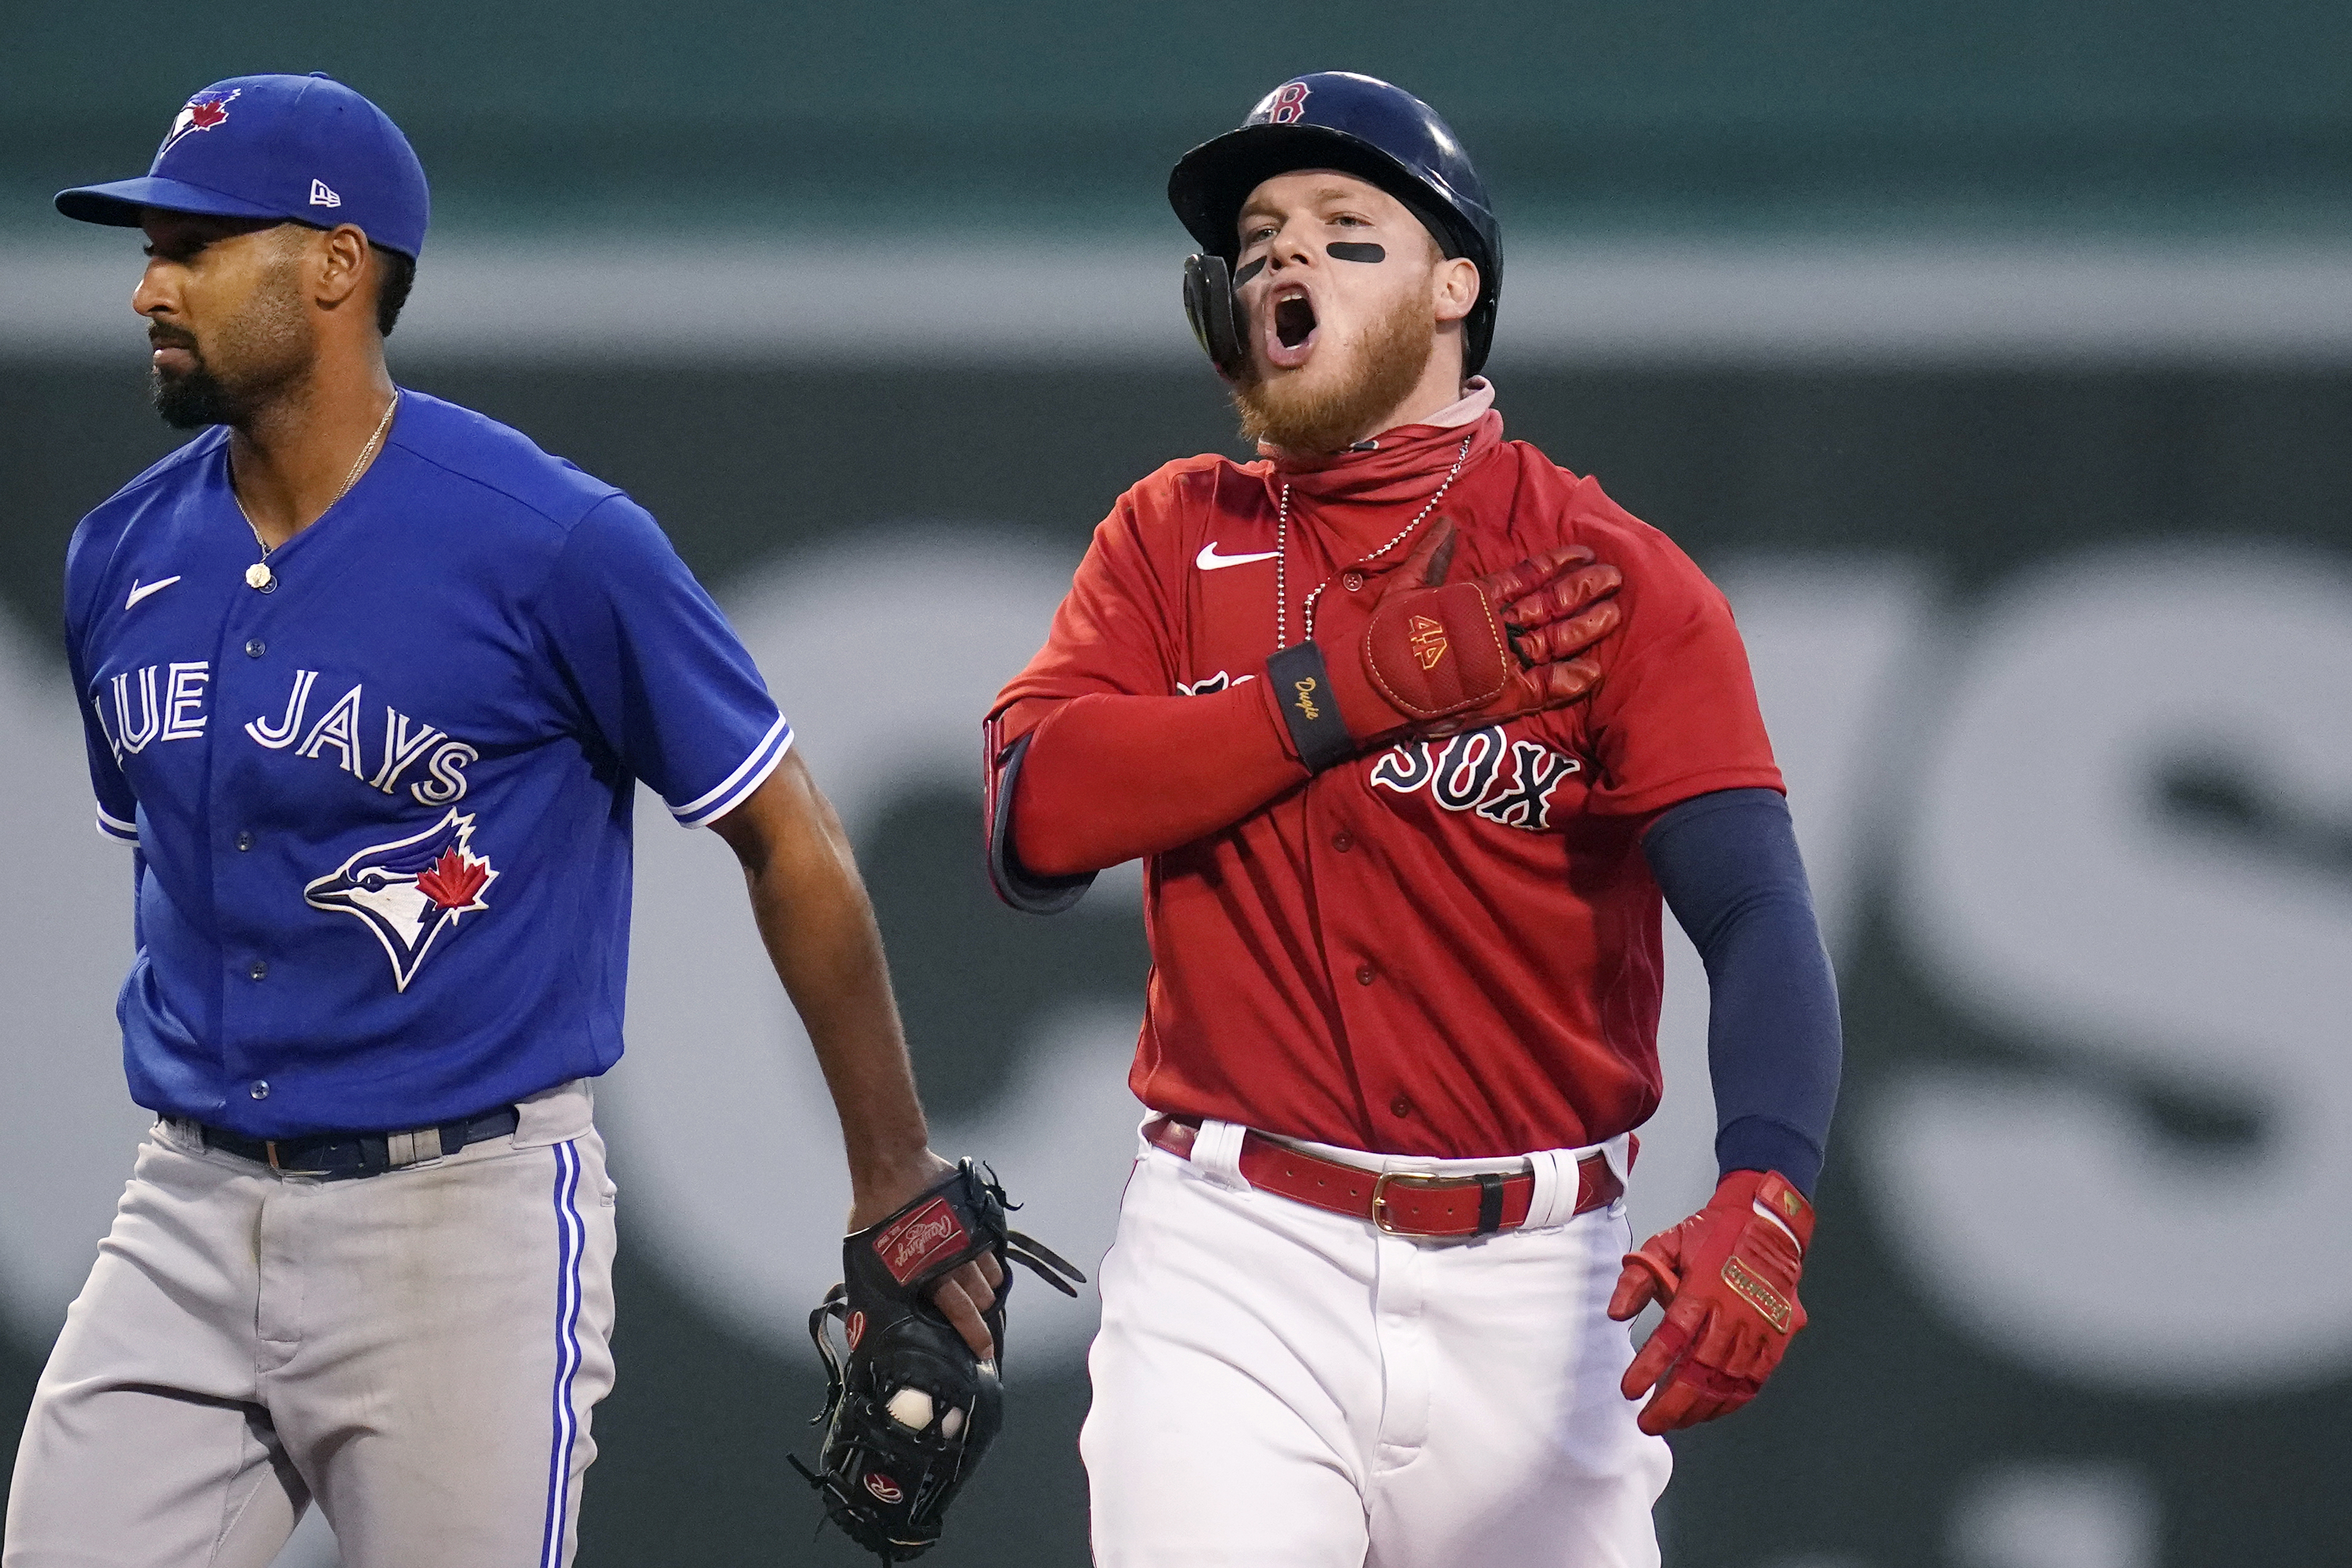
[982,73,1843,1566]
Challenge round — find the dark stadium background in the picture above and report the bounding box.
[3,6,2347,1566]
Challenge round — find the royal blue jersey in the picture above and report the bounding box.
[64,390,791,1138]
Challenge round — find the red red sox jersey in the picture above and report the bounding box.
[994,410,1782,1158]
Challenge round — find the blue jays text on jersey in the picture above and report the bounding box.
[64,391,792,1138]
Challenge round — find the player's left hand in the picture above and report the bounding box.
[850,1151,1009,1360]
[1607,1169,1814,1435]
[794,1160,1084,1561]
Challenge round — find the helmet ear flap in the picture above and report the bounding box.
[1182,253,1247,380]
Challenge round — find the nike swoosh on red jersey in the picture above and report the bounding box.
[1196,543,1281,571]
[126,576,182,609]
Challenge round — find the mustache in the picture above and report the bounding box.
[146,323,199,352]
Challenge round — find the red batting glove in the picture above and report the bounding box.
[1318,516,1620,743]
[1607,1170,1814,1436]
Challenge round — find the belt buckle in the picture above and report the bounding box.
[1369,1170,1459,1236]
[262,1140,328,1177]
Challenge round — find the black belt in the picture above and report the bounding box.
[194,1106,520,1180]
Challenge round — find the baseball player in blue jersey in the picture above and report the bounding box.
[5,74,1002,1567]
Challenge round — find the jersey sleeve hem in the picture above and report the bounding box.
[670,716,794,828]
[95,804,139,845]
[984,729,1096,915]
[1588,764,1785,819]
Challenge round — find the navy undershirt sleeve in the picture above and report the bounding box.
[1640,788,1843,1197]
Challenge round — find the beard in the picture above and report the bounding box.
[148,255,315,431]
[1231,287,1437,455]
[150,357,239,430]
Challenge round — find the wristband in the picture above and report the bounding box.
[1265,644,1355,773]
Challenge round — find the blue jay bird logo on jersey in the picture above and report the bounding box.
[303,809,499,991]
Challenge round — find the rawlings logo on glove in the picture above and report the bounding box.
[875,1199,971,1284]
[1607,1169,1815,1436]
[790,1161,1084,1563]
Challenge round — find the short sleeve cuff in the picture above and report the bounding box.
[1589,764,1785,819]
[669,716,794,828]
[95,804,139,845]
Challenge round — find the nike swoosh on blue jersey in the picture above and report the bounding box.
[126,576,182,609]
[1196,543,1280,571]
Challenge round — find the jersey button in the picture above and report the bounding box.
[235,831,255,852]
[1355,963,1375,986]
[244,639,266,658]
[1343,572,1365,593]
[248,960,268,981]
[1390,1095,1413,1118]
[250,1080,269,1100]
[1332,832,1354,852]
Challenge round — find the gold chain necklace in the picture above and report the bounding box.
[241,390,399,593]
[1272,434,1471,650]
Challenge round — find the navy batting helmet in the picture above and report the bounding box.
[1169,72,1502,375]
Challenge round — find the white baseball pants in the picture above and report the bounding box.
[3,1081,615,1568]
[1082,1126,1671,1568]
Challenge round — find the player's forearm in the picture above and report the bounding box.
[1007,686,1308,876]
[1641,787,1843,1197]
[715,756,932,1200]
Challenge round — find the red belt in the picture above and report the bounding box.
[1143,1116,1623,1239]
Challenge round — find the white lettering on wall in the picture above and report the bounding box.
[1872,545,2352,1392]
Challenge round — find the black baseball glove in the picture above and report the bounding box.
[790,1160,1084,1562]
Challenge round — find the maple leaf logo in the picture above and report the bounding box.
[188,100,230,129]
[416,847,492,911]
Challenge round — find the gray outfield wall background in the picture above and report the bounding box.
[5,0,2349,238]
[1,340,2347,1567]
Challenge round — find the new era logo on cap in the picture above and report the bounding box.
[309,179,341,208]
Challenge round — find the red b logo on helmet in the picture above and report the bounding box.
[1264,81,1311,125]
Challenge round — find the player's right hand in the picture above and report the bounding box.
[1321,516,1622,743]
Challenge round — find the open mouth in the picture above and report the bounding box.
[1265,285,1319,368]
[1276,292,1315,347]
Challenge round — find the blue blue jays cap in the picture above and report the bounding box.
[55,73,429,258]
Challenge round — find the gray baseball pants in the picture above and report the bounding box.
[2,1080,616,1568]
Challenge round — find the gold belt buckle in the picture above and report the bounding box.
[1369,1170,1462,1235]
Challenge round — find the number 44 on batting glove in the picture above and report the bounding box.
[1607,1170,1814,1435]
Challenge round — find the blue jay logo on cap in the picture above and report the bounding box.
[159,89,240,159]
